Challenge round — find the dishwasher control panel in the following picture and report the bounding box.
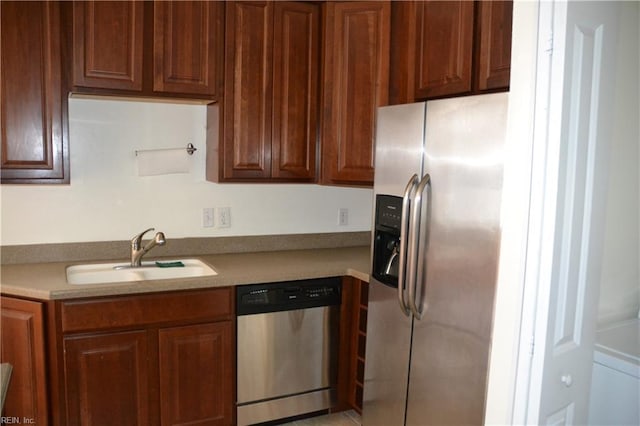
[236,277,341,315]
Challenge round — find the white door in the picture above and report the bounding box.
[523,1,620,424]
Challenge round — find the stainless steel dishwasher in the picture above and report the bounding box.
[236,277,341,426]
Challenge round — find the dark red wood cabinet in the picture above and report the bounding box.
[52,288,235,426]
[336,277,369,413]
[389,0,513,104]
[476,0,513,91]
[211,0,390,186]
[413,1,475,100]
[71,1,224,99]
[320,1,390,186]
[0,1,69,184]
[214,1,320,182]
[71,1,144,91]
[0,297,49,424]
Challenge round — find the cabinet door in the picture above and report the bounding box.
[476,0,513,91]
[321,1,390,186]
[72,1,144,91]
[159,322,233,426]
[0,1,68,183]
[64,331,151,426]
[0,297,48,424]
[271,1,320,181]
[153,1,224,96]
[222,1,273,180]
[388,1,418,105]
[414,1,474,99]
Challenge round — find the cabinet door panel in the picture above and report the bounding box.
[0,1,67,183]
[153,1,223,96]
[159,322,233,426]
[477,0,513,91]
[271,1,320,181]
[222,1,273,179]
[0,297,48,424]
[72,1,143,91]
[388,1,418,105]
[322,1,390,186]
[64,331,150,426]
[414,1,474,99]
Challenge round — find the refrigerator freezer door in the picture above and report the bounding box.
[372,102,427,198]
[405,93,508,425]
[364,102,427,425]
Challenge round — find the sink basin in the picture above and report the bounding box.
[66,259,217,285]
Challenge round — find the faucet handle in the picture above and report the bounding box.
[131,228,155,246]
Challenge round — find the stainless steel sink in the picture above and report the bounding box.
[66,259,217,285]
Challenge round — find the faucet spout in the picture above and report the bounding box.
[131,228,166,267]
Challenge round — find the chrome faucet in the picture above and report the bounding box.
[130,228,166,267]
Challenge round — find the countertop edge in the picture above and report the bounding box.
[1,247,371,301]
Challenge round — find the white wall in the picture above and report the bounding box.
[597,1,640,324]
[0,97,373,245]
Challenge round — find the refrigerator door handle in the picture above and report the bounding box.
[397,174,418,316]
[408,173,431,320]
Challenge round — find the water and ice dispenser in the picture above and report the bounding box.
[372,195,403,287]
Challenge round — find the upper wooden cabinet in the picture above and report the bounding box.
[213,1,320,182]
[320,1,390,186]
[414,1,474,99]
[476,0,513,91]
[72,1,144,91]
[389,0,512,104]
[71,1,224,99]
[153,1,224,96]
[1,1,69,184]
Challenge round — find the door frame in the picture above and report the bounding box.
[484,0,549,421]
[486,0,584,423]
[486,0,633,424]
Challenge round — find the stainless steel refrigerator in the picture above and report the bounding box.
[363,93,508,426]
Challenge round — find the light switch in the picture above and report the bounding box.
[202,208,215,228]
[218,207,231,228]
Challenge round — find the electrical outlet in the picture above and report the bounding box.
[202,208,215,228]
[218,207,231,228]
[338,208,349,226]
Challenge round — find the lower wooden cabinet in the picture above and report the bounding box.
[336,277,368,413]
[159,323,233,426]
[64,331,151,425]
[3,279,369,424]
[56,288,235,426]
[0,296,49,424]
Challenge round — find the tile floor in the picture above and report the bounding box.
[281,410,361,426]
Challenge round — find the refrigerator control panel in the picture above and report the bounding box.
[375,194,403,231]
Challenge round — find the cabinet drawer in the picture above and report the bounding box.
[60,287,233,333]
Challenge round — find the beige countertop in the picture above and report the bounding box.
[0,246,371,300]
